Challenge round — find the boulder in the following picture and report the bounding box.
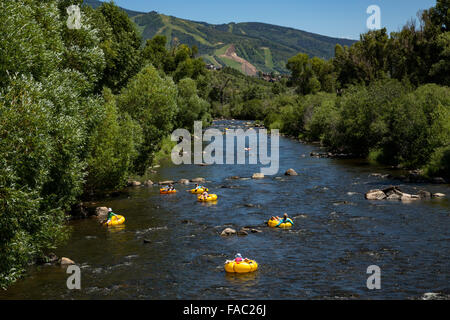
[159,180,175,185]
[178,179,190,185]
[418,190,432,199]
[95,207,109,220]
[285,168,298,176]
[251,229,262,233]
[190,177,205,183]
[432,193,446,198]
[252,173,264,179]
[365,189,387,200]
[400,193,420,201]
[237,230,248,236]
[59,257,75,265]
[220,228,236,236]
[386,193,402,200]
[370,173,391,179]
[432,177,446,184]
[383,186,403,200]
[128,180,141,187]
[230,176,240,180]
[144,180,153,186]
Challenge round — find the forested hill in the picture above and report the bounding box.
[84,0,355,75]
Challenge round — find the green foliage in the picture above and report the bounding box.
[118,65,178,174]
[0,0,64,87]
[0,0,213,289]
[175,78,211,129]
[425,146,450,180]
[94,2,142,92]
[0,75,69,289]
[85,89,143,192]
[287,54,335,95]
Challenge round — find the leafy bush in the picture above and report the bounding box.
[118,65,178,174]
[85,89,143,192]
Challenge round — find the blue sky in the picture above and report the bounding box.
[106,0,436,39]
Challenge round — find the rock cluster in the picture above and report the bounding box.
[365,186,445,201]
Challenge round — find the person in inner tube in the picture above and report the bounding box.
[234,253,250,263]
[167,184,175,191]
[105,208,118,224]
[195,184,207,191]
[271,213,294,227]
[201,190,209,200]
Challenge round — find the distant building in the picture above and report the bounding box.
[206,63,222,71]
[260,72,281,82]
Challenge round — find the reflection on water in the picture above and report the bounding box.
[106,225,126,234]
[225,272,259,285]
[1,120,449,300]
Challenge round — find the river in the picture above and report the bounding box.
[1,120,449,300]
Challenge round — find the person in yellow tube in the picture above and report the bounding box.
[200,190,209,200]
[270,213,294,227]
[105,208,118,225]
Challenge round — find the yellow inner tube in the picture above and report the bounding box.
[190,188,208,194]
[197,194,218,202]
[224,259,258,273]
[160,188,177,194]
[268,219,293,229]
[105,215,125,226]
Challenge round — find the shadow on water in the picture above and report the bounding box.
[1,120,449,300]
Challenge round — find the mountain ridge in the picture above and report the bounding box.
[84,0,356,74]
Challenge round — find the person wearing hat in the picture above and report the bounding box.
[105,208,118,225]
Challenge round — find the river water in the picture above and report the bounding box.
[1,120,449,300]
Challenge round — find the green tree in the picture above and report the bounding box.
[94,2,142,92]
[118,65,178,174]
[85,89,142,192]
[175,78,211,129]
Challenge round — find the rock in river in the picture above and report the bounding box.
[252,173,264,179]
[128,180,141,187]
[95,207,109,220]
[237,230,249,236]
[433,193,446,198]
[191,177,205,183]
[365,189,387,200]
[418,190,432,199]
[159,180,175,185]
[220,228,236,236]
[59,257,75,265]
[285,168,298,176]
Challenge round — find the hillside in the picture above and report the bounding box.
[84,0,356,75]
